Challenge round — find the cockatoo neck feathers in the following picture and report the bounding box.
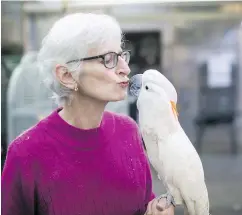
[170,101,179,118]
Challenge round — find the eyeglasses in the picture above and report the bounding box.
[66,50,130,69]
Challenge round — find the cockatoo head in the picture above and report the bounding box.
[129,69,178,119]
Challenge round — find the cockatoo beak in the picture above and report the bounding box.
[170,101,178,118]
[129,74,143,97]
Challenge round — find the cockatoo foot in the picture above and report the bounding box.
[157,192,176,209]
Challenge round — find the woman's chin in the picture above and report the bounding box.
[109,91,127,102]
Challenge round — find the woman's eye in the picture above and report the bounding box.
[105,58,112,64]
[104,54,113,64]
[145,86,149,90]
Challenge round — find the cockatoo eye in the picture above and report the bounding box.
[145,85,149,90]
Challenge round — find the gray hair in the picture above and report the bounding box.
[37,13,123,105]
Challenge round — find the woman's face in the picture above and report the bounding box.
[75,41,131,102]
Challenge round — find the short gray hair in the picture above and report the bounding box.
[37,13,123,105]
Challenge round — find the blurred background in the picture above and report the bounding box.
[1,0,242,214]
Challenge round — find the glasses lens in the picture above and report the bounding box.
[121,51,130,64]
[104,53,117,69]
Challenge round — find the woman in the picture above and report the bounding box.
[2,13,174,215]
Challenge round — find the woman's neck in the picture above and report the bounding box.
[59,96,107,130]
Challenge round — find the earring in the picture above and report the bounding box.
[74,85,78,91]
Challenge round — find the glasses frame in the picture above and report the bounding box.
[66,50,131,69]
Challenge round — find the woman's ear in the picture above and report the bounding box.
[55,64,76,90]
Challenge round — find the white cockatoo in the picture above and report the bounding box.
[129,69,210,215]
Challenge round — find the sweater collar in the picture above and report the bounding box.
[40,108,115,150]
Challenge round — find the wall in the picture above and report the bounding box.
[1,1,23,45]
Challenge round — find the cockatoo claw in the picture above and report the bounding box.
[157,192,176,209]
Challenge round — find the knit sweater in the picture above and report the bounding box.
[2,108,155,215]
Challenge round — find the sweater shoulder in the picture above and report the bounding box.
[8,121,48,158]
[104,111,143,148]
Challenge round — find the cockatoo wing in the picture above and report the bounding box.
[156,127,209,215]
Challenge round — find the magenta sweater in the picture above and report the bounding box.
[2,109,155,215]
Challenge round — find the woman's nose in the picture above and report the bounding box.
[116,56,131,76]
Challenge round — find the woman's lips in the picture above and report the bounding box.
[118,81,129,88]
